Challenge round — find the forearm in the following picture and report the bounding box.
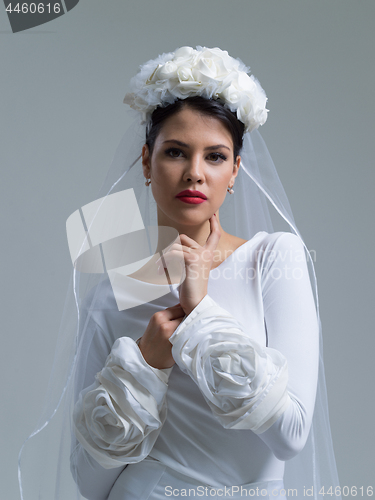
[168,234,319,459]
[71,331,172,497]
[169,295,292,434]
[73,337,172,468]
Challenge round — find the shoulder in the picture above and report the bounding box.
[255,230,303,247]
[230,231,304,256]
[246,231,306,271]
[219,231,304,262]
[252,231,304,253]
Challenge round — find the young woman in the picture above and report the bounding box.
[19,47,340,500]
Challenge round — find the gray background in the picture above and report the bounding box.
[1,1,374,499]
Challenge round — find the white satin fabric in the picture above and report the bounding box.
[169,294,291,434]
[73,338,172,468]
[71,231,319,500]
[107,457,286,500]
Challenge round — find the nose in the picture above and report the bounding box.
[182,154,205,184]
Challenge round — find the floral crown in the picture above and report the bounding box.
[123,46,268,133]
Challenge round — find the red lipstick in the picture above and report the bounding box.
[176,190,207,204]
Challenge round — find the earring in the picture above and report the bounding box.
[227,186,234,194]
[145,178,151,186]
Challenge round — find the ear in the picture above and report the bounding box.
[142,144,151,180]
[230,155,241,185]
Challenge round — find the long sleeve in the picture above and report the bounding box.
[73,337,172,468]
[169,295,291,434]
[70,313,172,499]
[168,232,319,460]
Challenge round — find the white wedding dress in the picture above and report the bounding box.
[70,231,319,500]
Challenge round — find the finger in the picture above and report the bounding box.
[204,214,221,251]
[161,241,182,256]
[156,247,194,269]
[178,233,201,248]
[162,234,198,255]
[163,243,189,256]
[156,244,187,264]
[162,304,185,320]
[170,316,186,328]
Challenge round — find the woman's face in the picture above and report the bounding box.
[142,107,240,228]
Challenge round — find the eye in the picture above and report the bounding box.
[165,148,184,158]
[207,152,228,163]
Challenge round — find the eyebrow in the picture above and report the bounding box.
[163,140,231,151]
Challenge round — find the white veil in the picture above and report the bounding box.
[18,73,341,500]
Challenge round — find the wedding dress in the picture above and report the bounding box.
[71,231,318,500]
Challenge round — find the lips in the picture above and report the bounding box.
[176,190,207,200]
[176,190,207,205]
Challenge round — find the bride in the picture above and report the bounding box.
[19,46,341,500]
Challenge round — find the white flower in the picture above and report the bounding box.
[237,98,255,128]
[221,84,242,106]
[174,46,196,61]
[173,80,203,98]
[195,57,220,80]
[237,72,257,93]
[123,46,268,133]
[154,61,178,81]
[73,337,169,468]
[177,65,195,82]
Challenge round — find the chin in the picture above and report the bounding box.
[174,213,207,225]
[157,202,216,228]
[165,213,210,229]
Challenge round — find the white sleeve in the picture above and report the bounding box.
[168,232,319,460]
[70,316,172,500]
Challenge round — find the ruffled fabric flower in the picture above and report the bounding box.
[123,46,268,133]
[73,337,171,469]
[169,295,290,433]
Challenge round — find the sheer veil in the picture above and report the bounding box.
[18,62,341,500]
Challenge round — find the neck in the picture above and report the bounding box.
[154,209,226,252]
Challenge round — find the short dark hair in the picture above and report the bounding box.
[145,96,245,160]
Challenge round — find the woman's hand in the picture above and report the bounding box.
[137,304,186,369]
[157,215,221,316]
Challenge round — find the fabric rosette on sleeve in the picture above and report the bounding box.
[169,296,291,434]
[73,337,171,469]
